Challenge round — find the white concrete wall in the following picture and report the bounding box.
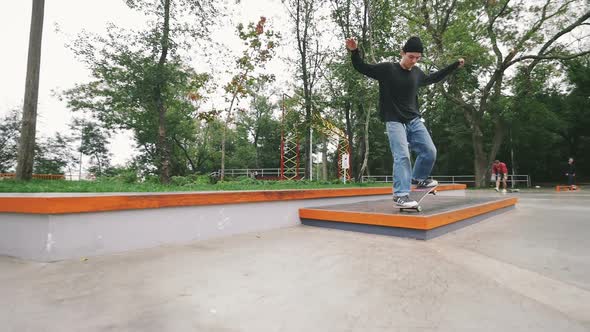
[0,189,465,262]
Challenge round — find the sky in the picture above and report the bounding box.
[0,0,293,168]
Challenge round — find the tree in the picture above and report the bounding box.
[16,0,45,180]
[508,57,590,182]
[218,17,279,180]
[65,0,221,184]
[1,108,79,176]
[235,84,282,168]
[327,0,400,180]
[0,109,22,173]
[284,0,330,179]
[33,133,76,175]
[70,118,112,176]
[390,0,590,186]
[191,118,224,174]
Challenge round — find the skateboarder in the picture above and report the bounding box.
[346,36,464,208]
[492,159,508,193]
[565,157,576,189]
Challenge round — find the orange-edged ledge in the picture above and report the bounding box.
[299,197,516,231]
[0,184,465,215]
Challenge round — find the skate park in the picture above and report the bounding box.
[3,0,590,331]
[2,184,590,331]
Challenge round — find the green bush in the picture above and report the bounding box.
[170,176,192,186]
[100,166,138,184]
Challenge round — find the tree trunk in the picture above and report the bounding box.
[221,92,239,181]
[321,139,328,180]
[344,100,355,179]
[94,152,102,175]
[155,0,171,184]
[253,98,260,168]
[301,50,313,181]
[471,118,489,188]
[16,0,45,180]
[254,133,260,168]
[295,0,313,180]
[358,102,371,180]
[220,124,227,181]
[173,136,197,172]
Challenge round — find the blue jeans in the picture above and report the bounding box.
[386,118,437,196]
[568,174,575,186]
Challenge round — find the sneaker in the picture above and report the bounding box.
[393,195,418,208]
[412,178,438,188]
[502,189,507,193]
[494,187,499,192]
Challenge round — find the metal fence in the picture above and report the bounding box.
[361,174,531,187]
[212,168,306,179]
[0,173,65,180]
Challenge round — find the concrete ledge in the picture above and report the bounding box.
[299,197,518,240]
[0,185,466,261]
[0,184,465,214]
[302,206,516,240]
[299,197,517,230]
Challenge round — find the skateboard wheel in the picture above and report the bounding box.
[416,206,422,212]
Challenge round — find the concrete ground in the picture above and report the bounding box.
[1,189,589,332]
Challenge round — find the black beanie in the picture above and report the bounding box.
[403,36,424,53]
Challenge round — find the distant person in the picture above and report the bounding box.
[492,160,508,193]
[565,157,576,190]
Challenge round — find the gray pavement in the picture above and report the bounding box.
[1,189,589,332]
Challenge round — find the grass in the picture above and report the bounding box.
[0,178,391,193]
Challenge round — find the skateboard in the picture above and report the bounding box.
[398,185,437,212]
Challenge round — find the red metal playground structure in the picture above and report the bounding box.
[279,95,351,181]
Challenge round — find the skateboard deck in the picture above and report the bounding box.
[398,185,438,212]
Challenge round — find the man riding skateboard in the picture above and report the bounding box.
[565,157,576,190]
[346,36,464,208]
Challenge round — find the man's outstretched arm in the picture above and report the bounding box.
[346,38,385,80]
[420,58,465,86]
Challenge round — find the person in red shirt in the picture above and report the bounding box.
[492,160,508,193]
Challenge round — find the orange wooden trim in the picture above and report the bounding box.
[0,184,465,215]
[299,208,429,229]
[426,198,517,229]
[299,197,517,231]
[555,185,578,192]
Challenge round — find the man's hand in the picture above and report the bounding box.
[458,58,465,68]
[345,38,357,51]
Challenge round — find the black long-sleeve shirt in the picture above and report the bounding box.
[567,163,576,175]
[351,49,459,123]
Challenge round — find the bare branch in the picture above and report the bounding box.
[397,10,422,25]
[488,0,511,28]
[505,9,590,67]
[486,0,512,67]
[442,88,478,114]
[512,0,552,53]
[440,0,457,33]
[509,50,590,63]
